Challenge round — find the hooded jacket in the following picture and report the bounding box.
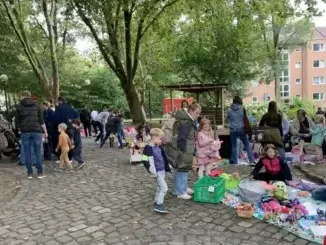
[15,98,44,133]
[227,103,244,131]
[54,102,79,128]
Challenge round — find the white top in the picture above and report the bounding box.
[91,110,98,120]
[95,111,110,124]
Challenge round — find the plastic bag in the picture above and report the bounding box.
[239,179,266,203]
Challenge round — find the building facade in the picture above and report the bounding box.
[244,27,326,105]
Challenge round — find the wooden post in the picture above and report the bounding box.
[169,90,173,113]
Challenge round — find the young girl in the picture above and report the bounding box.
[310,114,325,163]
[196,118,222,179]
[251,144,292,183]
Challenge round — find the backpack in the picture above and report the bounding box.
[162,117,176,144]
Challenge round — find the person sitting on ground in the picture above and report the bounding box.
[290,109,314,143]
[259,101,285,159]
[251,144,292,183]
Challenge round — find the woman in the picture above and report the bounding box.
[227,96,255,165]
[259,101,285,159]
[290,109,314,143]
[181,99,189,111]
[164,103,201,200]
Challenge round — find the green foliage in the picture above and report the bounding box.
[286,97,315,120]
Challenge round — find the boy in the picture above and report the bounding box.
[55,123,73,172]
[143,128,171,213]
[71,118,86,168]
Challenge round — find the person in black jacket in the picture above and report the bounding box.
[15,91,48,179]
[80,108,91,137]
[100,114,124,148]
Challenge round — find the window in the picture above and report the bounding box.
[313,43,325,52]
[280,84,290,98]
[295,78,301,84]
[313,92,324,101]
[252,97,258,104]
[295,62,301,68]
[282,53,289,61]
[296,95,301,98]
[295,47,301,52]
[313,76,325,85]
[313,60,325,68]
[280,69,289,82]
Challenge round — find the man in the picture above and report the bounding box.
[100,114,124,148]
[15,91,47,179]
[42,101,55,160]
[80,108,92,137]
[90,109,99,136]
[53,97,79,160]
[94,109,110,144]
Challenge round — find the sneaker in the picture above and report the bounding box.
[154,204,168,214]
[78,162,86,169]
[249,162,256,167]
[27,174,33,179]
[177,193,192,200]
[186,188,194,195]
[37,174,47,179]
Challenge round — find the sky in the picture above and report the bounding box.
[75,1,326,53]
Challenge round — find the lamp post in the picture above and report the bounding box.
[0,74,9,122]
[84,79,91,109]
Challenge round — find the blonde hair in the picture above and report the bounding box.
[150,128,164,137]
[21,91,31,98]
[315,114,325,124]
[58,123,67,131]
[198,118,211,131]
[188,102,201,112]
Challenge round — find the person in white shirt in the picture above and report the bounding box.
[94,109,110,143]
[90,110,99,136]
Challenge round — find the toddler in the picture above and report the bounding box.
[251,144,292,183]
[71,118,86,168]
[310,114,325,163]
[196,118,222,178]
[143,128,171,214]
[55,123,73,172]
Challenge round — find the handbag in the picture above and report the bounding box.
[243,108,252,134]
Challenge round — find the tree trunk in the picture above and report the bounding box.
[274,75,281,103]
[124,81,146,123]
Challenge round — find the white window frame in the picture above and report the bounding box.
[252,96,258,104]
[295,62,301,68]
[295,78,301,84]
[296,95,301,99]
[313,43,325,52]
[313,76,325,85]
[313,92,325,101]
[313,60,325,68]
[280,84,290,98]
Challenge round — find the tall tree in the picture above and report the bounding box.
[252,0,322,102]
[2,0,74,102]
[73,0,179,123]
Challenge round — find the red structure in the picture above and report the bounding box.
[163,98,193,113]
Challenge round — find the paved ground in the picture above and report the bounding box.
[0,138,318,245]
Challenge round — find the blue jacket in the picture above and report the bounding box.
[43,108,55,128]
[227,103,244,131]
[143,144,171,173]
[54,103,79,128]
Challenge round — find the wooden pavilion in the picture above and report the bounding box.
[162,83,229,126]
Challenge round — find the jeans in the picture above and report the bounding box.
[95,122,104,143]
[21,132,43,175]
[173,171,188,195]
[116,131,124,148]
[230,128,255,164]
[155,171,168,205]
[276,146,285,161]
[120,127,125,140]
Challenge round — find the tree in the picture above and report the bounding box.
[2,0,75,102]
[73,0,180,123]
[251,0,322,102]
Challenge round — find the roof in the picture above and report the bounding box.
[313,27,326,40]
[161,83,229,93]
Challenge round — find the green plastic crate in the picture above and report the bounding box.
[194,176,226,204]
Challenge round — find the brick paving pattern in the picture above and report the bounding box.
[0,138,318,244]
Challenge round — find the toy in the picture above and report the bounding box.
[263,211,278,221]
[298,191,310,197]
[292,198,309,216]
[273,181,289,200]
[286,211,297,224]
[209,169,224,177]
[205,139,223,159]
[262,200,282,212]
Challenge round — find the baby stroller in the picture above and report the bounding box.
[0,128,20,162]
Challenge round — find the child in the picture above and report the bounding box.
[136,122,150,142]
[251,144,292,183]
[142,128,171,214]
[55,123,73,172]
[196,118,221,179]
[71,118,86,168]
[310,114,325,163]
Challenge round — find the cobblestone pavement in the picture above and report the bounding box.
[0,138,318,245]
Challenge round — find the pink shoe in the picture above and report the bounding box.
[186,187,194,195]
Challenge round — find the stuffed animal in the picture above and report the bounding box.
[205,139,223,159]
[273,181,288,200]
[262,200,282,212]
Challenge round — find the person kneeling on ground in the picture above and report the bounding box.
[251,144,292,183]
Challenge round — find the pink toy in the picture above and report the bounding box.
[205,139,223,159]
[262,201,282,212]
[294,203,309,216]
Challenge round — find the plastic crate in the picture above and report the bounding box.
[194,176,226,204]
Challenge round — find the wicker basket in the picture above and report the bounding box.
[236,209,254,218]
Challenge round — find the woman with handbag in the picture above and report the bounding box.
[164,103,201,200]
[227,96,255,165]
[259,101,285,160]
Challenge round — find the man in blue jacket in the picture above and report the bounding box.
[42,101,55,160]
[53,97,79,160]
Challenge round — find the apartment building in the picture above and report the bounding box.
[244,27,326,105]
